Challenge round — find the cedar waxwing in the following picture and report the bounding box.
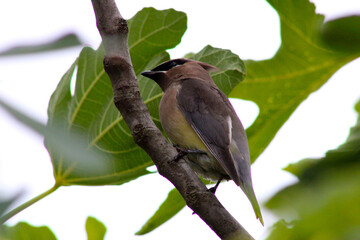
[141,58,263,225]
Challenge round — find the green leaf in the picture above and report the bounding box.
[136,188,185,235]
[282,158,317,178]
[137,0,360,233]
[128,7,187,74]
[266,220,293,240]
[320,15,360,52]
[86,216,106,240]
[230,0,360,162]
[266,99,360,239]
[191,45,246,95]
[45,8,187,186]
[45,59,115,185]
[0,33,82,57]
[355,100,360,113]
[0,222,57,240]
[267,168,360,240]
[284,99,360,180]
[136,179,213,235]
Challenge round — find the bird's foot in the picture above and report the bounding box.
[172,145,205,162]
[207,178,223,194]
[208,186,217,194]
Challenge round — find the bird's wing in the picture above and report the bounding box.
[177,78,264,225]
[176,78,240,183]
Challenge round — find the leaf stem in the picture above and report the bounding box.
[0,184,60,224]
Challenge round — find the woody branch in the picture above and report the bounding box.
[90,0,254,239]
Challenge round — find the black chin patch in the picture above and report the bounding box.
[151,58,188,72]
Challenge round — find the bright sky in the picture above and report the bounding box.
[0,1,359,239]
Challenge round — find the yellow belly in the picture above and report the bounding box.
[159,84,229,181]
[159,84,207,151]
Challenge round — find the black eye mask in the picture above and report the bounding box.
[151,58,188,72]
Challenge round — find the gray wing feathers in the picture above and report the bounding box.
[229,115,252,186]
[177,79,241,183]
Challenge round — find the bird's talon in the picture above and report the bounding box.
[172,151,187,162]
[208,187,217,194]
[172,146,206,162]
[207,178,223,194]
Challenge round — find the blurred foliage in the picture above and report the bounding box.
[0,33,82,57]
[45,8,187,186]
[0,195,19,219]
[138,0,360,234]
[0,99,45,136]
[266,220,293,240]
[0,216,106,240]
[45,8,246,186]
[86,216,107,240]
[136,178,211,235]
[320,15,360,52]
[0,222,57,240]
[0,0,359,238]
[266,99,360,240]
[135,188,186,235]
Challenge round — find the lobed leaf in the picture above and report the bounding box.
[45,7,246,187]
[191,45,246,95]
[45,8,187,186]
[230,0,360,162]
[138,0,360,234]
[128,8,188,74]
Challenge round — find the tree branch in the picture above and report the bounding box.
[90,1,254,239]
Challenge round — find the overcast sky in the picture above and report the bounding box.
[0,1,359,239]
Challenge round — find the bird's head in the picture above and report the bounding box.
[141,58,219,91]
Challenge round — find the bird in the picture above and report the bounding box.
[141,58,263,225]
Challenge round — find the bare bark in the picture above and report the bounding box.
[90,1,254,239]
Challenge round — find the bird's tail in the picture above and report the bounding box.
[242,182,264,226]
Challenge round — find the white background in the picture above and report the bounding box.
[0,0,359,239]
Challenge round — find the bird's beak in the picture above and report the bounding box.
[141,71,155,78]
[141,70,166,82]
[141,70,169,91]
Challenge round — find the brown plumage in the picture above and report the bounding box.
[141,58,263,225]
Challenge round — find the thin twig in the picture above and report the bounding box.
[0,184,60,225]
[90,1,254,239]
